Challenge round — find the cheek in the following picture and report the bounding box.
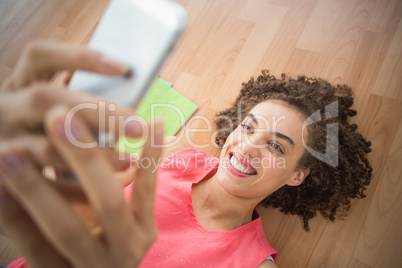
[259,159,297,186]
[259,155,287,170]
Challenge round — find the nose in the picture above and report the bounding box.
[239,133,265,158]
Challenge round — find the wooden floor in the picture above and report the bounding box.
[0,0,401,267]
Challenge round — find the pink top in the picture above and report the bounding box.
[3,258,25,268]
[127,148,277,267]
[6,148,277,268]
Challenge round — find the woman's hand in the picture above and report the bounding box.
[0,41,142,179]
[0,41,141,138]
[0,41,161,267]
[0,107,163,267]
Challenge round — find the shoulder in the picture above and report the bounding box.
[157,145,218,184]
[162,136,220,161]
[161,136,195,158]
[162,147,216,169]
[162,136,215,164]
[258,260,278,268]
[251,214,278,261]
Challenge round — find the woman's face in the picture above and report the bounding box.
[215,100,309,201]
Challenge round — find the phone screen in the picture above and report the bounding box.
[69,0,187,108]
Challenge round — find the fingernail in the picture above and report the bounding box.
[123,68,134,79]
[100,55,129,74]
[0,152,25,178]
[60,118,86,143]
[123,115,144,137]
[48,106,85,142]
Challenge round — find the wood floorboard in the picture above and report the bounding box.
[0,0,401,267]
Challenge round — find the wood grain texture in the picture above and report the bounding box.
[0,0,401,267]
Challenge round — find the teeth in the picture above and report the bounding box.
[230,155,255,175]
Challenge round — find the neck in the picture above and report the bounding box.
[192,174,261,231]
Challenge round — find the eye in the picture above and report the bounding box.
[240,123,254,134]
[267,141,285,154]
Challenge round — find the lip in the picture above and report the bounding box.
[226,152,257,177]
[232,152,257,172]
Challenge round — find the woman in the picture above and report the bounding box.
[0,42,372,267]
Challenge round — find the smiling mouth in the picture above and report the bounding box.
[229,152,257,176]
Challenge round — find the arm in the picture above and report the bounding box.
[162,135,191,157]
[259,260,278,268]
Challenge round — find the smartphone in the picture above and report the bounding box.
[61,0,187,182]
[69,0,188,108]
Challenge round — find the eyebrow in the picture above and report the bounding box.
[246,113,295,147]
[247,113,258,124]
[272,132,295,147]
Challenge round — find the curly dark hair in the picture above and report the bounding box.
[214,70,373,231]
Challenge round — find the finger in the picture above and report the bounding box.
[0,84,145,138]
[63,71,74,85]
[0,149,106,267]
[45,106,136,253]
[115,159,137,187]
[131,120,163,231]
[0,184,70,268]
[2,41,129,90]
[100,150,132,172]
[0,136,130,175]
[1,135,67,171]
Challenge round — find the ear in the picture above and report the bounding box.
[287,168,310,186]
